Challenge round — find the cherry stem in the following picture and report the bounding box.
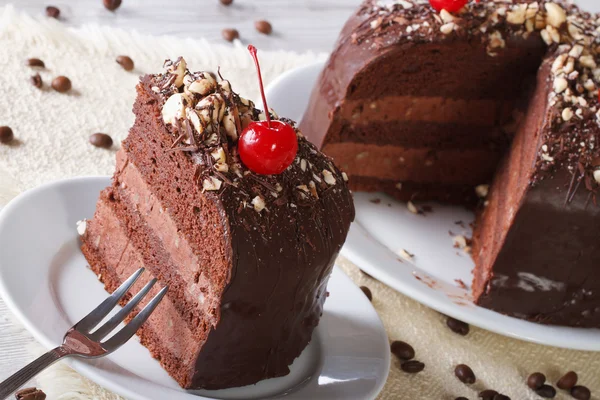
[248,45,271,128]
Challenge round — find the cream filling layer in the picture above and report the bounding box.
[324,142,499,184]
[340,96,513,126]
[115,151,216,319]
[88,197,199,363]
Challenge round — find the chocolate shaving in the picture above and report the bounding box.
[161,73,177,90]
[249,174,277,193]
[170,132,186,149]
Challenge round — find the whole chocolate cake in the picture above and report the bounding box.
[301,0,600,327]
[81,56,355,389]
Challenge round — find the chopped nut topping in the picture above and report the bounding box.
[323,169,336,185]
[162,93,190,125]
[506,4,527,25]
[562,108,574,121]
[398,248,414,260]
[203,177,222,191]
[251,195,266,212]
[554,77,568,93]
[475,184,489,198]
[76,219,87,236]
[544,2,566,28]
[342,172,349,182]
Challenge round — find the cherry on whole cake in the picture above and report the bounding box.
[300,0,600,328]
[238,45,298,175]
[428,0,468,13]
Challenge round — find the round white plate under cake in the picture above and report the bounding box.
[266,61,600,351]
[0,177,389,400]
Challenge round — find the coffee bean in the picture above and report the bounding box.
[446,316,469,335]
[116,55,134,71]
[390,340,414,360]
[89,133,113,148]
[51,76,72,93]
[360,286,372,301]
[493,395,510,400]
[31,73,43,89]
[103,0,122,11]
[219,0,233,5]
[535,385,556,398]
[45,6,60,18]
[527,372,546,389]
[571,385,591,400]
[222,28,239,42]
[400,360,424,373]
[454,364,476,384]
[89,133,113,149]
[255,20,273,35]
[478,390,498,399]
[455,398,469,400]
[0,126,14,144]
[556,371,577,390]
[26,58,45,68]
[15,387,46,400]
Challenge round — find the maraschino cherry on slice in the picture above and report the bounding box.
[238,45,298,175]
[429,0,468,13]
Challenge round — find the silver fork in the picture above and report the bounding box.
[0,267,167,400]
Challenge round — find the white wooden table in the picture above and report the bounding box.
[1,0,599,391]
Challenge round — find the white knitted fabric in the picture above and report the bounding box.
[1,5,599,400]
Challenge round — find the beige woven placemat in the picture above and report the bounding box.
[1,5,599,400]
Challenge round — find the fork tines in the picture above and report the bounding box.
[74,268,167,352]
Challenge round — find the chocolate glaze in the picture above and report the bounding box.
[302,0,600,326]
[82,60,355,389]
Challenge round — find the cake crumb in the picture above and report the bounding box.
[407,201,418,214]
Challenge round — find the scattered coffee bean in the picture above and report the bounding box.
[26,58,45,68]
[360,286,372,301]
[535,384,556,398]
[0,126,14,144]
[103,0,122,11]
[222,28,239,42]
[15,387,46,400]
[51,76,72,93]
[89,133,113,149]
[116,55,134,71]
[390,340,414,360]
[454,364,476,384]
[31,73,43,89]
[400,360,424,373]
[455,398,469,400]
[557,371,577,390]
[255,20,273,35]
[493,395,510,400]
[219,0,233,5]
[571,385,591,400]
[478,389,498,400]
[527,372,546,390]
[446,316,469,335]
[45,6,60,18]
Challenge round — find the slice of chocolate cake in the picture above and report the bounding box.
[81,56,354,389]
[301,0,600,327]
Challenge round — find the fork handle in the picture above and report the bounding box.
[0,346,70,399]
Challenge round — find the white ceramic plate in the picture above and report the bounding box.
[266,61,600,351]
[0,177,390,400]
